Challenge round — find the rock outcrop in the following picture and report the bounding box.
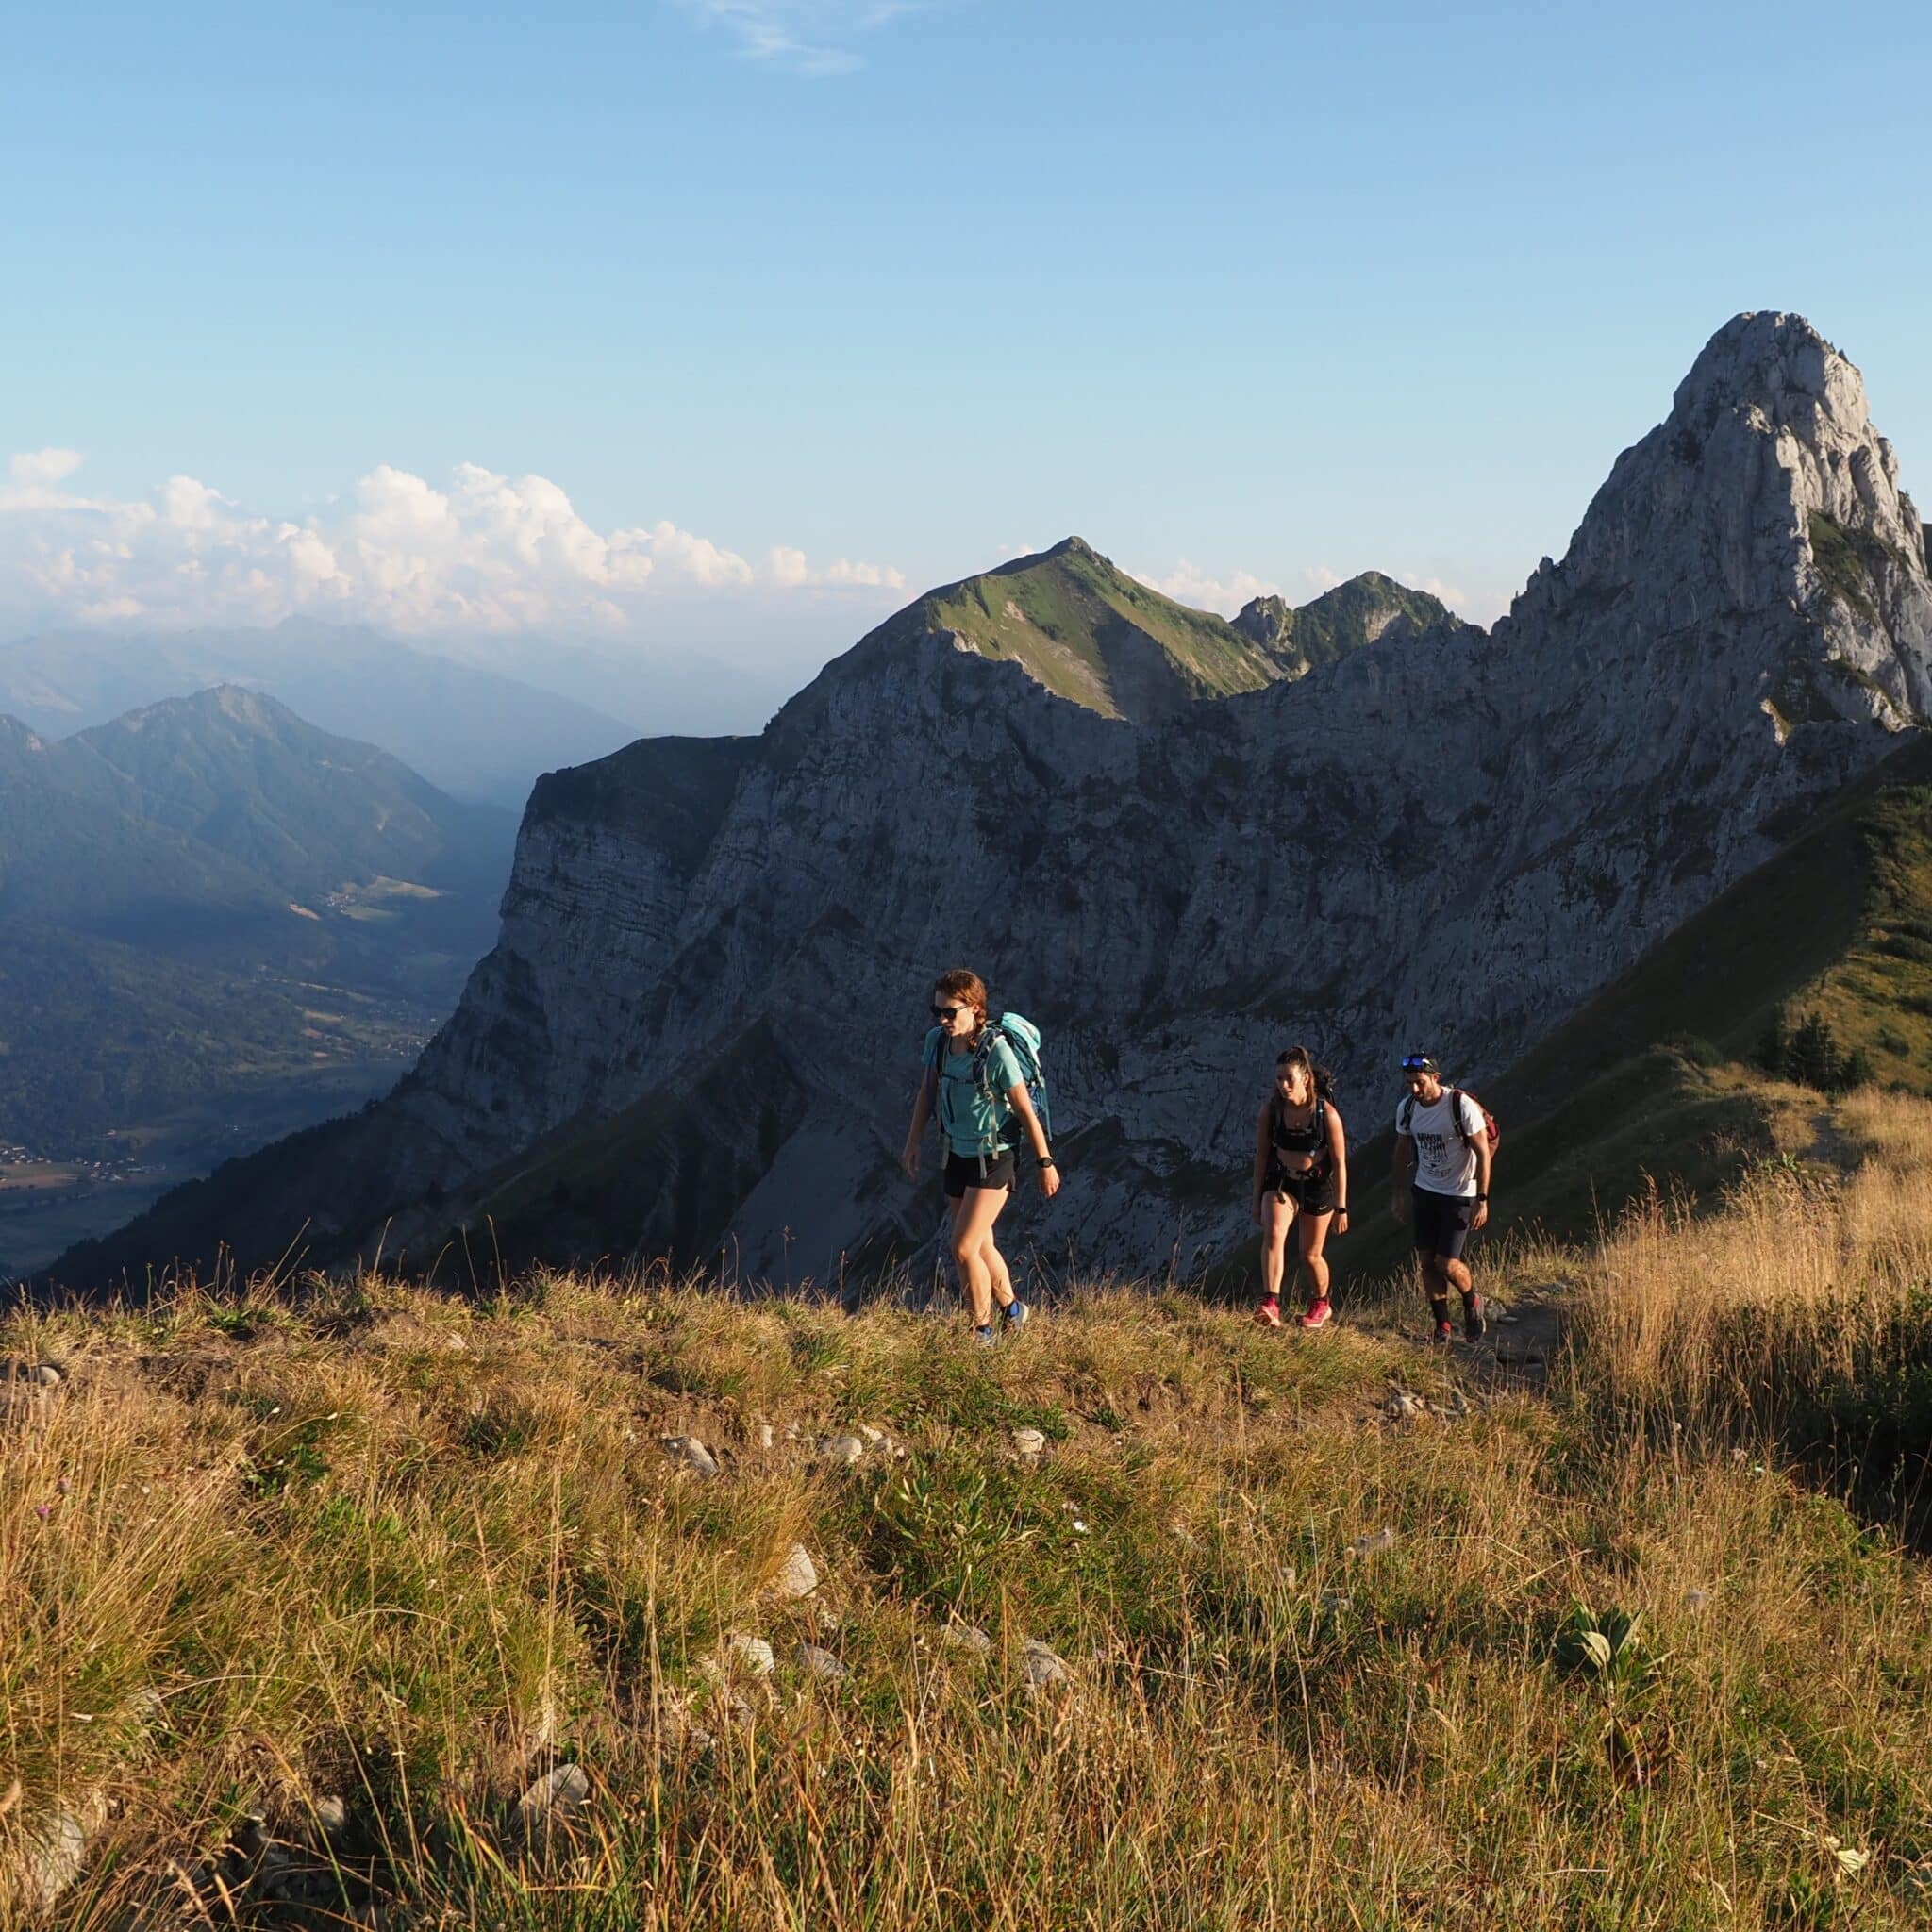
[55,314,1932,1294]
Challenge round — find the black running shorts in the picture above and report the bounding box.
[1411,1185,1475,1259]
[944,1146,1017,1199]
[1269,1162,1340,1214]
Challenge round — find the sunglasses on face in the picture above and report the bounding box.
[931,1005,964,1022]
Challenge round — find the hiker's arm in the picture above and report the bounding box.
[1391,1135,1414,1221]
[901,1066,937,1178]
[1005,1082,1060,1197]
[1327,1107,1349,1231]
[1470,1119,1492,1232]
[1252,1106,1272,1223]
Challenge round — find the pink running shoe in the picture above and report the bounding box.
[1300,1299,1333,1330]
[1256,1297,1282,1329]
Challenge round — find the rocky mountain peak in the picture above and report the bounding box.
[1503,310,1929,730]
[1233,574,1457,681]
[1672,311,1859,440]
[1231,594,1292,650]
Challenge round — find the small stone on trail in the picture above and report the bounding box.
[31,1365,63,1386]
[727,1634,775,1676]
[516,1763,590,1830]
[13,1793,107,1911]
[754,1424,775,1451]
[800,1643,847,1681]
[822,1433,865,1467]
[942,1623,993,1657]
[1384,1390,1424,1421]
[858,1424,886,1445]
[1683,1589,1710,1611]
[1011,1427,1047,1459]
[1321,1591,1353,1615]
[663,1435,719,1479]
[770,1543,820,1599]
[1021,1639,1072,1691]
[1350,1527,1397,1558]
[311,1795,348,1841]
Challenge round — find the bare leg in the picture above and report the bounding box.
[1297,1210,1333,1306]
[1260,1193,1296,1300]
[1441,1255,1474,1298]
[980,1231,1016,1311]
[950,1185,1009,1327]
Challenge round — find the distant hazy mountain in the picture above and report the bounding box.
[0,619,636,808]
[63,686,510,906]
[0,688,515,1160]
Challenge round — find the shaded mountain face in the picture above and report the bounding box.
[56,313,1932,1296]
[0,621,634,808]
[0,689,515,1158]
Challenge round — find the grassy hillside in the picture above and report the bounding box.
[864,538,1287,721]
[7,1092,1932,1926]
[1338,734,1932,1281]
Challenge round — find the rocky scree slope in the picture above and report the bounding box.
[55,314,1932,1293]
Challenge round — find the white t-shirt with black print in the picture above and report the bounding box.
[1397,1089,1486,1198]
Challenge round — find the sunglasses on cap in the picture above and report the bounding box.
[1400,1054,1439,1074]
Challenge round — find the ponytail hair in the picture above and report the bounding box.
[1275,1044,1335,1101]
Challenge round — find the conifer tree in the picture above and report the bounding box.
[1788,1010,1843,1091]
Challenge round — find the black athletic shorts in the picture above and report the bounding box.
[944,1146,1017,1199]
[1268,1161,1340,1214]
[1412,1185,1475,1260]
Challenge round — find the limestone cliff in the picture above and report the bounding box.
[57,314,1932,1293]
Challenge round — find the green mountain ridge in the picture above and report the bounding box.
[856,538,1452,723]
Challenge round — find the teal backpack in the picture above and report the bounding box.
[930,1012,1054,1157]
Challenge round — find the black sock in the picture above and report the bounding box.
[1429,1297,1450,1326]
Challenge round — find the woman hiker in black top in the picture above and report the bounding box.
[1251,1045,1349,1329]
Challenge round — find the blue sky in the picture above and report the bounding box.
[3,0,1929,704]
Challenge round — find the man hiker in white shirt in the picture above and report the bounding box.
[1389,1053,1491,1343]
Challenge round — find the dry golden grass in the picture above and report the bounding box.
[0,1107,1929,1927]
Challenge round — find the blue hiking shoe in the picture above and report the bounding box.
[1003,1299,1030,1330]
[974,1324,998,1348]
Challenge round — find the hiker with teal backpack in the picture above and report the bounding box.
[1390,1053,1496,1342]
[1252,1045,1349,1330]
[900,967,1059,1346]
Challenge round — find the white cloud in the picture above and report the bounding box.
[675,0,938,75]
[8,448,84,488]
[1132,558,1284,615]
[0,451,905,639]
[765,545,905,589]
[1135,557,1507,628]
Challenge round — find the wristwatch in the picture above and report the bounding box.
[1038,1156,1057,1170]
[1474,1192,1490,1202]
